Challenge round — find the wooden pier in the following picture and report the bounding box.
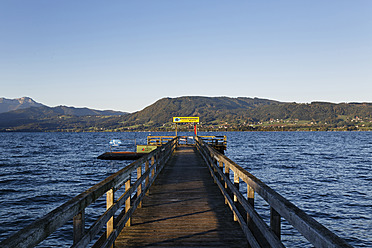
[115,146,247,247]
[0,136,352,248]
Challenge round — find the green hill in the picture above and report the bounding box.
[0,96,371,131]
[125,96,279,125]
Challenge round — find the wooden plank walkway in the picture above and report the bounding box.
[115,146,248,247]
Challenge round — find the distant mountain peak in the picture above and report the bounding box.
[0,97,45,113]
[0,97,128,116]
[18,96,36,103]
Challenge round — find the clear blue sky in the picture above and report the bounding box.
[1,1,371,112]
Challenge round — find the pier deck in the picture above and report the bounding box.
[115,146,248,247]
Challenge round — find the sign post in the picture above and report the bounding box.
[172,117,199,136]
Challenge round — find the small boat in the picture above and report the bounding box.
[97,151,145,160]
[97,138,158,160]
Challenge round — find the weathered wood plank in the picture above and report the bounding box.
[115,147,248,247]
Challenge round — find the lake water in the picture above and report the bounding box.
[0,131,371,247]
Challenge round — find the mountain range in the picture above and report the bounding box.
[0,96,371,131]
[0,97,44,113]
[0,97,127,116]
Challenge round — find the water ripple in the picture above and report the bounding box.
[0,131,371,247]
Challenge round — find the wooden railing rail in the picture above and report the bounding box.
[148,135,195,146]
[0,138,178,248]
[198,135,227,154]
[198,135,227,146]
[177,136,195,145]
[195,136,352,248]
[147,136,176,146]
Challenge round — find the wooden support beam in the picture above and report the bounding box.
[151,156,155,180]
[125,179,131,227]
[233,173,239,222]
[73,210,85,245]
[270,207,281,239]
[137,166,142,208]
[145,160,149,196]
[224,165,230,205]
[106,189,114,238]
[219,160,224,181]
[247,185,255,229]
[212,158,217,183]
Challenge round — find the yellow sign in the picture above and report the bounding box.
[136,145,157,153]
[173,117,199,123]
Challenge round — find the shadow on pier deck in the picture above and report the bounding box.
[115,146,247,247]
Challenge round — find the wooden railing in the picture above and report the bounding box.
[0,138,178,248]
[198,135,227,146]
[147,136,176,146]
[147,135,195,146]
[195,136,352,248]
[198,135,227,154]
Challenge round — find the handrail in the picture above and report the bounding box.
[0,137,178,248]
[198,135,227,146]
[147,135,195,146]
[147,136,176,146]
[195,136,352,248]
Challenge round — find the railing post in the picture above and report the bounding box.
[106,189,114,238]
[270,207,281,239]
[125,178,131,227]
[212,157,217,183]
[233,172,239,221]
[247,185,255,229]
[224,165,230,205]
[156,153,159,172]
[219,161,224,181]
[145,160,149,195]
[146,156,155,195]
[137,165,142,208]
[159,148,164,166]
[151,156,155,179]
[73,210,85,244]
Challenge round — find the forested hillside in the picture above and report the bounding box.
[0,96,371,131]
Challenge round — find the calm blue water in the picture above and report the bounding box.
[0,132,371,247]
